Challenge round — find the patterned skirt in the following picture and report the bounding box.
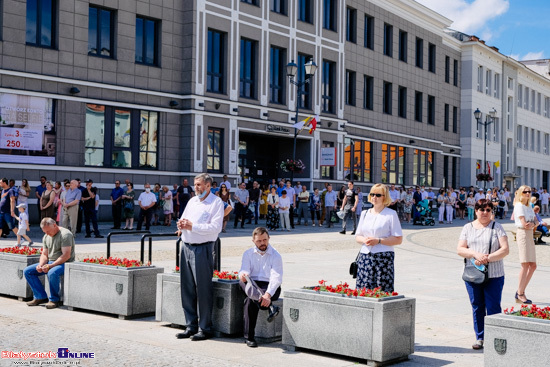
[356,251,395,293]
[266,207,280,230]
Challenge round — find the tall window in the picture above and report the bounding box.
[398,30,407,62]
[363,75,373,110]
[444,56,450,83]
[545,133,549,155]
[413,149,433,186]
[85,105,158,169]
[453,59,458,86]
[269,46,285,104]
[415,38,423,68]
[207,128,223,172]
[297,54,312,109]
[135,16,159,66]
[321,142,335,179]
[452,106,458,133]
[381,144,404,184]
[207,30,225,93]
[346,7,356,43]
[88,6,114,58]
[485,69,492,95]
[322,60,335,113]
[344,139,371,182]
[517,84,523,107]
[383,81,392,115]
[364,15,374,50]
[428,43,436,73]
[323,0,337,31]
[415,91,423,122]
[477,66,484,92]
[398,86,407,118]
[427,95,435,125]
[298,0,313,23]
[383,23,393,57]
[494,73,501,99]
[26,0,55,48]
[240,38,257,99]
[271,0,286,14]
[516,125,522,148]
[444,104,449,131]
[507,97,514,130]
[345,70,356,106]
[524,86,529,109]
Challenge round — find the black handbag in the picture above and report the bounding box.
[462,222,495,284]
[349,251,360,279]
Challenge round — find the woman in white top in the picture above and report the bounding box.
[437,188,446,224]
[457,198,509,350]
[18,179,31,205]
[446,189,456,224]
[513,185,538,304]
[278,190,290,231]
[266,187,280,231]
[354,183,403,292]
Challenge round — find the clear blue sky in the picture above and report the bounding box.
[416,0,550,61]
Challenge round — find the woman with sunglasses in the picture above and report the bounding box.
[218,184,231,233]
[457,199,509,350]
[513,185,538,304]
[354,183,403,293]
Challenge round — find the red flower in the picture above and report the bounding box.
[0,246,40,256]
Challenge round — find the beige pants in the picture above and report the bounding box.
[62,205,79,235]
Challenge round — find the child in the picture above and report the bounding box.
[12,203,33,247]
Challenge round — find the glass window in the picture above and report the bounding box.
[139,111,158,168]
[478,66,484,93]
[322,60,335,113]
[270,46,285,104]
[346,7,356,43]
[88,6,114,58]
[242,0,259,5]
[207,128,223,172]
[85,105,106,167]
[26,0,55,48]
[297,54,312,109]
[398,86,406,118]
[298,0,313,23]
[381,144,404,185]
[323,0,336,31]
[383,23,393,57]
[364,15,374,50]
[345,70,356,106]
[135,16,159,66]
[364,75,373,110]
[517,84,523,107]
[344,139,371,182]
[415,38,423,68]
[428,43,436,73]
[207,30,225,94]
[427,95,435,125]
[240,38,257,99]
[445,56,450,83]
[383,81,392,115]
[517,125,522,148]
[399,30,407,62]
[271,0,286,14]
[415,91,422,122]
[453,106,458,133]
[444,104,449,131]
[413,149,433,186]
[485,69,492,95]
[495,73,501,99]
[112,109,132,168]
[453,59,458,86]
[321,141,334,179]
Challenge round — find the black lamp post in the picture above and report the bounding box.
[286,59,317,182]
[474,107,497,191]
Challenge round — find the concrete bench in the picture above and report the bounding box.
[255,298,283,343]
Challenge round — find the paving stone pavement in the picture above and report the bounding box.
[1,216,550,366]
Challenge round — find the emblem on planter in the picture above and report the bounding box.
[17,269,24,279]
[290,308,299,322]
[494,338,507,355]
[216,297,224,309]
[116,283,123,295]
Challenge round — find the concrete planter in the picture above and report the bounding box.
[485,313,550,366]
[64,262,164,319]
[156,273,245,335]
[282,289,415,365]
[0,253,42,300]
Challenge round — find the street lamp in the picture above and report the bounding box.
[287,58,317,181]
[474,107,497,191]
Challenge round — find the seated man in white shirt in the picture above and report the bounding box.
[239,227,283,348]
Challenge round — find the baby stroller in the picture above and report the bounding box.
[413,199,435,226]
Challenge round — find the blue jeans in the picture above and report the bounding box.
[465,276,504,340]
[24,261,65,302]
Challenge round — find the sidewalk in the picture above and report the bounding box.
[1,218,549,366]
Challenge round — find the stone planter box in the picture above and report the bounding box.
[282,289,415,365]
[156,273,245,335]
[0,253,42,300]
[485,313,550,366]
[64,262,164,319]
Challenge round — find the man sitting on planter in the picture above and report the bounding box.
[24,217,75,309]
[239,227,283,348]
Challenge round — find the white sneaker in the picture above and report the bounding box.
[312,224,316,227]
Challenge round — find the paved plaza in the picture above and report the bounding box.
[1,218,549,366]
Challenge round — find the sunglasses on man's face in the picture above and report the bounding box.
[369,193,384,197]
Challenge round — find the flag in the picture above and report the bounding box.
[476,162,481,169]
[487,162,491,175]
[495,160,501,174]
[292,115,312,130]
[308,115,319,134]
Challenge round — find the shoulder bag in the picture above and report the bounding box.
[462,222,495,284]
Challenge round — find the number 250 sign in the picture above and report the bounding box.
[0,128,43,151]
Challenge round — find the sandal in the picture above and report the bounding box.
[472,340,484,350]
[516,292,532,304]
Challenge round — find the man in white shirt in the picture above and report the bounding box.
[388,184,400,211]
[324,184,337,228]
[239,227,283,348]
[474,189,485,202]
[540,189,549,215]
[175,173,224,341]
[137,183,157,231]
[233,182,250,229]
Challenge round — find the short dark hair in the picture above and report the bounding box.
[474,199,494,211]
[281,190,287,195]
[0,178,7,184]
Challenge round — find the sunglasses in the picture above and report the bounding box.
[523,191,531,194]
[477,208,492,213]
[369,193,384,197]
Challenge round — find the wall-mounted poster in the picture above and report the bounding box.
[0,94,55,164]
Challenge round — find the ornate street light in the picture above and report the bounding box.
[474,107,497,191]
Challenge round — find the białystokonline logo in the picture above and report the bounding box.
[57,348,95,359]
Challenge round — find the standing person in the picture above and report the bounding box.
[268,179,278,191]
[137,183,156,231]
[319,183,329,226]
[296,185,310,225]
[266,187,280,231]
[324,184,337,228]
[0,178,17,238]
[54,181,63,224]
[221,175,232,191]
[397,186,405,221]
[513,185,538,304]
[437,188,446,224]
[39,181,56,220]
[540,189,549,215]
[293,181,302,195]
[24,218,75,309]
[278,190,290,231]
[248,181,261,225]
[340,181,358,235]
[210,181,219,195]
[388,184,400,211]
[239,227,283,348]
[61,180,82,236]
[163,186,173,226]
[355,187,364,222]
[110,180,124,229]
[457,188,467,220]
[218,184,231,233]
[81,179,103,238]
[121,182,135,230]
[259,184,269,220]
[233,182,250,229]
[466,193,476,221]
[412,186,423,222]
[276,181,285,197]
[403,187,414,223]
[152,183,162,226]
[474,189,485,202]
[285,181,296,229]
[446,189,456,224]
[12,203,33,246]
[457,199,509,350]
[75,178,85,234]
[172,184,179,220]
[177,179,195,217]
[175,173,224,341]
[35,176,47,219]
[18,179,31,206]
[354,183,403,292]
[310,188,322,227]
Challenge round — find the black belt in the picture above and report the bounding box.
[184,241,214,247]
